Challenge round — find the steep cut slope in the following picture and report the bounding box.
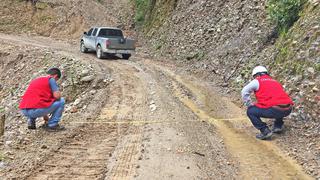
[142,0,272,78]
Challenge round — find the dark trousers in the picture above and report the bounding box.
[247,105,292,131]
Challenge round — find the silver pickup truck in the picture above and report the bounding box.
[80,27,135,59]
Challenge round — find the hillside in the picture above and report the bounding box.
[0,0,134,39]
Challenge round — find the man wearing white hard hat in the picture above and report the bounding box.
[241,66,294,140]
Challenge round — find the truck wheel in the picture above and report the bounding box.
[80,41,88,53]
[122,54,131,60]
[96,45,104,59]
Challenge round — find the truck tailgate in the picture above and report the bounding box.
[108,38,135,50]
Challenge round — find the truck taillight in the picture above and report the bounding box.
[106,40,111,48]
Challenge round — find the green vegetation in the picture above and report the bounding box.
[131,0,176,30]
[267,0,306,34]
[270,2,320,78]
[131,0,151,25]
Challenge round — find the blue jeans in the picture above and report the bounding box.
[21,98,65,127]
[247,105,292,131]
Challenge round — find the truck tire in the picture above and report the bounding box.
[122,54,131,60]
[80,41,88,53]
[96,45,104,59]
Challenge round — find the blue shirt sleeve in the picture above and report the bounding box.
[49,78,59,92]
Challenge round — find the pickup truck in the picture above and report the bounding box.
[80,27,135,59]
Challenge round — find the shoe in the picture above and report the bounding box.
[272,126,284,134]
[27,119,36,130]
[28,125,36,130]
[45,124,65,132]
[256,128,272,140]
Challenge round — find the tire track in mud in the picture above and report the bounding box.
[141,60,312,179]
[126,60,239,179]
[105,126,143,179]
[101,61,148,180]
[27,61,145,180]
[27,124,118,180]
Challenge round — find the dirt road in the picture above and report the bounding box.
[0,33,313,179]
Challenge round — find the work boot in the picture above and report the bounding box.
[272,126,284,134]
[45,124,65,132]
[28,124,36,130]
[256,128,272,140]
[27,119,36,130]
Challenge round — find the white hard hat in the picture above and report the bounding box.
[252,66,268,76]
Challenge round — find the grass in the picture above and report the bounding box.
[267,0,306,34]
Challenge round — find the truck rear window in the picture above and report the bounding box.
[98,29,123,37]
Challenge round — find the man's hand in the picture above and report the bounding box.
[243,101,255,108]
[43,115,49,123]
[53,91,61,100]
[244,101,253,107]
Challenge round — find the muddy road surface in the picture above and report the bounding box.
[0,34,313,179]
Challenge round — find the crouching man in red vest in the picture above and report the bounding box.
[19,67,65,131]
[241,66,293,140]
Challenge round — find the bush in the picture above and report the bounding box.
[267,0,306,33]
[132,0,150,25]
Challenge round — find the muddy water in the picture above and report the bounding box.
[166,70,312,179]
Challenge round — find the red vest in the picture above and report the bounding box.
[254,75,293,108]
[19,76,56,109]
